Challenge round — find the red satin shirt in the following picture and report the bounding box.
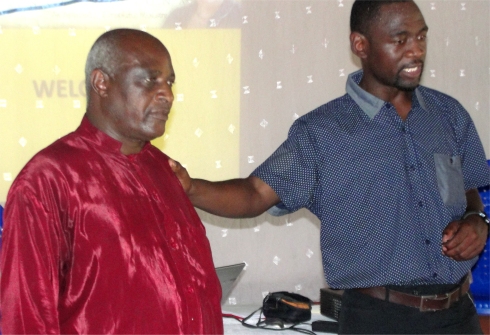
[1,117,223,334]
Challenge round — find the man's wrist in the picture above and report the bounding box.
[462,210,490,232]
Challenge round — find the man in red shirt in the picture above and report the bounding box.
[1,29,223,334]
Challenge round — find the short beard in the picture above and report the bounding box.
[394,72,423,92]
[395,84,417,92]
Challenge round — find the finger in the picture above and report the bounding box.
[458,236,486,260]
[443,228,484,260]
[443,240,472,260]
[441,221,460,244]
[444,225,469,249]
[168,158,180,171]
[458,245,479,260]
[447,243,479,261]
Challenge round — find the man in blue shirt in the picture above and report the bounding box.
[171,0,490,333]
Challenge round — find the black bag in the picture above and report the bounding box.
[262,291,312,324]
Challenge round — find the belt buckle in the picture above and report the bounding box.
[419,293,450,312]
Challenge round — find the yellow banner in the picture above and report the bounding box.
[0,28,241,202]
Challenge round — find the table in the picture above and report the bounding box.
[222,304,337,334]
[223,305,490,334]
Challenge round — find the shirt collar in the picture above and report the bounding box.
[346,69,427,119]
[77,115,151,155]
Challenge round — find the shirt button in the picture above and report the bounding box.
[187,285,194,294]
[432,273,438,278]
[418,201,424,207]
[425,239,431,245]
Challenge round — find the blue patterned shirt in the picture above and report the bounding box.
[252,70,490,289]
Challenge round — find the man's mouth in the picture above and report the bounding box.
[401,63,423,78]
[150,110,170,121]
[404,66,418,73]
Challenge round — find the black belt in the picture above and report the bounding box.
[354,275,470,312]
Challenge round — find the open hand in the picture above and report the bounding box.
[168,158,193,194]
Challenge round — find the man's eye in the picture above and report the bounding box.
[167,81,174,88]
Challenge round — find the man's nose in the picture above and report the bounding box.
[155,84,174,104]
[407,39,426,59]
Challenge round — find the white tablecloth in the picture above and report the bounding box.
[222,304,337,334]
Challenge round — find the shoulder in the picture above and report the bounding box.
[38,131,95,168]
[417,86,466,112]
[293,94,359,135]
[144,145,174,173]
[298,94,352,123]
[25,133,77,167]
[10,130,99,189]
[146,145,170,161]
[417,86,477,137]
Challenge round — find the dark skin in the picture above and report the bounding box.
[170,1,488,261]
[348,1,487,260]
[86,31,175,155]
[443,189,487,261]
[350,1,428,120]
[170,174,280,218]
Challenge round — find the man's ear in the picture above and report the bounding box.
[90,69,110,98]
[350,32,369,59]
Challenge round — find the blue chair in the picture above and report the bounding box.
[470,160,490,315]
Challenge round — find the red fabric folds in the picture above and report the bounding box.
[1,117,223,334]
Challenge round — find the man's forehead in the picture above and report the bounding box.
[120,35,167,53]
[375,2,425,30]
[119,42,170,64]
[115,49,174,78]
[379,1,423,19]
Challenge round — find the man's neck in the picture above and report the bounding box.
[85,111,145,155]
[359,79,414,121]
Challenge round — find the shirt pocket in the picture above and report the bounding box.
[434,153,466,206]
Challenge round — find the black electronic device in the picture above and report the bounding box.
[312,320,339,333]
[262,291,312,324]
[319,288,344,321]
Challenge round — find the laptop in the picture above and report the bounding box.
[216,263,246,304]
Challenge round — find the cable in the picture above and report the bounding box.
[240,306,264,329]
[222,313,243,322]
[235,307,317,335]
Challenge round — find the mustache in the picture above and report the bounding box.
[151,101,172,112]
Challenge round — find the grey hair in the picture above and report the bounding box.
[84,29,127,100]
[84,29,167,103]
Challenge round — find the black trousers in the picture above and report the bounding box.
[338,289,483,334]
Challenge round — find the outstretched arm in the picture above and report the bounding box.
[442,188,488,261]
[169,159,281,218]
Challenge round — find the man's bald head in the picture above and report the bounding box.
[83,28,175,153]
[84,29,167,100]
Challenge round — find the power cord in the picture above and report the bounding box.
[223,307,318,335]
